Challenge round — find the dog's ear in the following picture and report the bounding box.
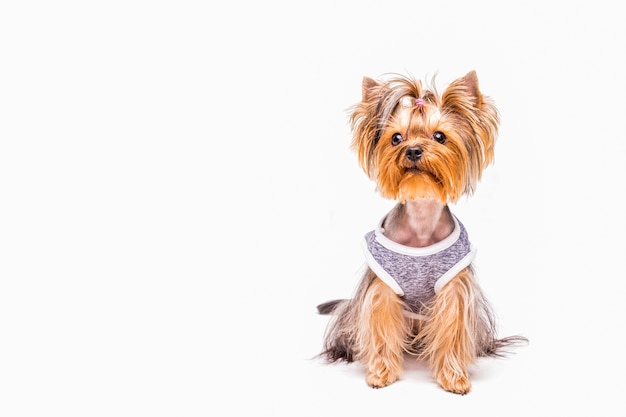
[442,70,499,182]
[461,70,482,106]
[350,76,383,179]
[361,76,380,103]
[444,70,483,107]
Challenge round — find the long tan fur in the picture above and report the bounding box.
[358,275,410,387]
[318,270,412,388]
[417,267,483,394]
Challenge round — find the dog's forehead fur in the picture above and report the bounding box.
[395,97,442,138]
[361,77,443,147]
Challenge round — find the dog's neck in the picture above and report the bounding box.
[382,199,454,248]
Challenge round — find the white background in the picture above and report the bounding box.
[1,1,625,416]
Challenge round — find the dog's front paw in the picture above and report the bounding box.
[366,367,399,388]
[437,372,471,395]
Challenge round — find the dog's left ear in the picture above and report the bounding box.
[443,70,499,179]
[460,70,482,106]
[445,70,483,107]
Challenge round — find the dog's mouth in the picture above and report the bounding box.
[403,166,442,185]
[404,167,422,175]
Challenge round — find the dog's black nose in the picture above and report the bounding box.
[405,147,423,162]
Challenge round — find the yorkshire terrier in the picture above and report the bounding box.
[317,70,527,394]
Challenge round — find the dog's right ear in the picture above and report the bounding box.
[351,76,384,179]
[362,76,380,102]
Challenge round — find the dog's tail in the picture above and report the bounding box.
[484,335,529,357]
[316,299,348,315]
[316,298,358,363]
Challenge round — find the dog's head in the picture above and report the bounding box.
[350,71,499,203]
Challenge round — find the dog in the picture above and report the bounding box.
[317,70,527,394]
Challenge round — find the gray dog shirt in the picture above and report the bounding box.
[362,214,476,319]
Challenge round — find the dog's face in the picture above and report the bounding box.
[350,71,499,203]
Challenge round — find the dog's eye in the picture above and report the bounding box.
[391,133,404,146]
[433,131,447,144]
